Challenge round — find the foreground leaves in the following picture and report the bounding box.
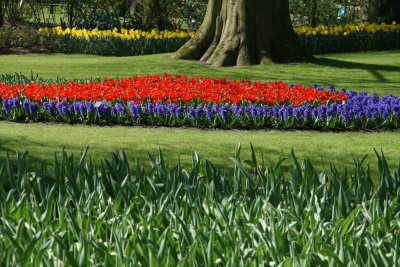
[0,146,399,266]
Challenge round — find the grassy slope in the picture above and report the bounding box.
[0,50,399,95]
[0,51,399,172]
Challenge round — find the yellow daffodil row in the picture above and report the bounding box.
[40,26,195,40]
[41,22,399,40]
[294,22,400,36]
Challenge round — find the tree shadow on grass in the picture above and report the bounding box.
[314,57,400,83]
[0,136,46,172]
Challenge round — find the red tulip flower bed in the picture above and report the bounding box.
[0,74,348,105]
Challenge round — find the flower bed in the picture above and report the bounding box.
[295,22,400,36]
[40,27,193,56]
[39,22,400,56]
[1,74,400,129]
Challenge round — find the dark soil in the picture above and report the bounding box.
[0,46,53,55]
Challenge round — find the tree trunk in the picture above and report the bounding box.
[170,0,313,67]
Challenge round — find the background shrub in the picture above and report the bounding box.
[0,25,43,48]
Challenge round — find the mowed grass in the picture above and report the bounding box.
[0,50,399,96]
[0,50,399,174]
[1,121,400,175]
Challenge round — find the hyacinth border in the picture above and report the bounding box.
[1,89,400,131]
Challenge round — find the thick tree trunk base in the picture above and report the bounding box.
[170,0,313,67]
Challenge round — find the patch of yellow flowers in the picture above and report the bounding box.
[41,22,399,40]
[40,26,195,40]
[295,22,400,36]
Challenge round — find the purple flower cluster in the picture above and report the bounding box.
[140,102,184,118]
[1,91,400,129]
[22,100,39,116]
[111,103,126,117]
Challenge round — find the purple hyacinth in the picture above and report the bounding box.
[2,99,13,114]
[204,104,216,121]
[327,103,338,119]
[27,102,39,116]
[232,104,245,119]
[366,104,379,120]
[97,102,110,119]
[378,104,389,120]
[316,105,327,121]
[281,105,293,121]
[111,103,126,117]
[22,100,30,113]
[145,103,155,115]
[12,98,20,109]
[247,105,258,119]
[219,104,229,122]
[57,100,69,115]
[77,102,87,117]
[272,106,280,121]
[168,104,183,118]
[187,105,203,120]
[340,105,352,123]
[293,107,303,121]
[43,100,58,116]
[262,105,272,117]
[128,102,142,118]
[212,104,219,114]
[302,104,313,120]
[85,102,95,114]
[187,106,196,120]
[155,103,168,117]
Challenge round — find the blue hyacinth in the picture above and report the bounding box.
[12,97,20,109]
[27,102,39,116]
[2,99,13,114]
[56,100,69,115]
[219,104,229,122]
[128,102,142,118]
[97,102,110,119]
[111,103,126,117]
[43,100,58,116]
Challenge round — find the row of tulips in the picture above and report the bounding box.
[1,89,400,129]
[0,74,348,105]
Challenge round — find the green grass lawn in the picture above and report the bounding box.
[0,50,399,173]
[1,121,399,175]
[0,50,399,96]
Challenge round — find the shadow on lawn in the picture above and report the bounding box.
[314,57,400,82]
[0,135,45,170]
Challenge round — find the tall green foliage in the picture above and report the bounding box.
[290,0,362,27]
[0,0,24,26]
[0,146,399,265]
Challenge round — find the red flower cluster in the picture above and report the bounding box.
[0,74,348,105]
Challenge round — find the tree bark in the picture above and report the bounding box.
[170,0,313,67]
